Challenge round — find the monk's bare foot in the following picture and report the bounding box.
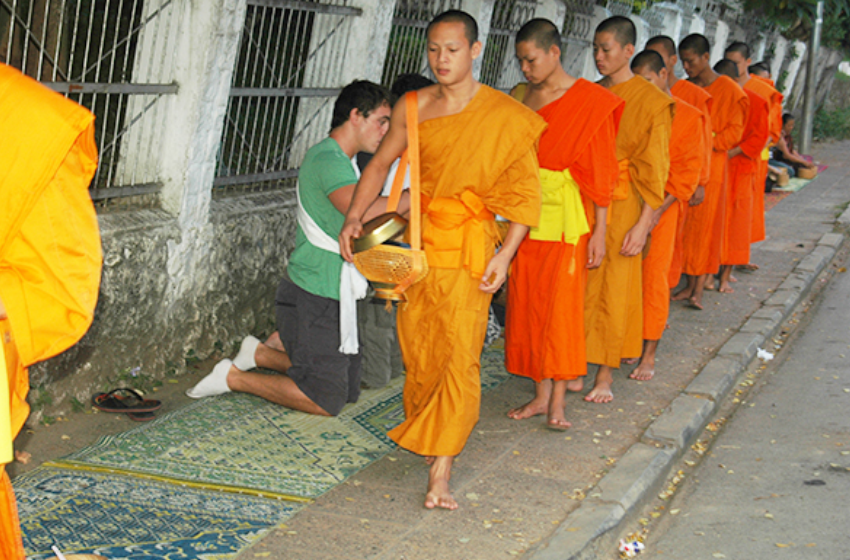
[425,456,435,466]
[507,399,547,420]
[737,263,759,272]
[687,295,704,310]
[566,378,584,392]
[265,331,286,352]
[584,381,614,403]
[671,287,693,301]
[546,417,571,431]
[704,278,716,291]
[630,362,655,381]
[622,357,639,365]
[424,457,457,510]
[718,281,735,293]
[729,274,738,283]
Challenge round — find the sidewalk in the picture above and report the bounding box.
[11,141,850,560]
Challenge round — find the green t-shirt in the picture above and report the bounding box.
[288,137,357,301]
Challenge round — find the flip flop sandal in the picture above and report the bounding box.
[92,388,162,413]
[127,411,156,422]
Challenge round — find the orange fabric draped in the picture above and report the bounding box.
[391,86,545,456]
[722,89,769,265]
[746,76,784,243]
[0,63,101,559]
[585,76,673,368]
[643,98,704,340]
[505,79,623,382]
[680,75,748,276]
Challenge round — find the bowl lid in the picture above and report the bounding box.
[352,213,407,253]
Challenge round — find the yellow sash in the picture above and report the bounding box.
[761,147,770,161]
[0,336,12,464]
[528,168,590,245]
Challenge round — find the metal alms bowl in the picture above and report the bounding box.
[351,212,407,253]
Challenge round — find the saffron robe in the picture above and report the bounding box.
[506,79,623,382]
[0,64,101,559]
[680,75,747,276]
[585,76,673,367]
[721,89,769,265]
[643,97,704,340]
[390,86,545,456]
[745,75,784,243]
[668,80,714,287]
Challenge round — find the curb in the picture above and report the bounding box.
[527,231,845,560]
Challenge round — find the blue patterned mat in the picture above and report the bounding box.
[50,347,509,501]
[16,466,300,559]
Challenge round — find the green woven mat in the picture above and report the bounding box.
[774,176,813,193]
[52,347,509,501]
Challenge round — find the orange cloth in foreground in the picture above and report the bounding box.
[643,98,704,340]
[505,79,623,382]
[722,89,769,265]
[669,80,714,287]
[585,76,673,368]
[746,75,784,244]
[391,86,545,456]
[0,64,101,559]
[680,76,748,276]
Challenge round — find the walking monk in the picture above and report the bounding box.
[673,34,747,309]
[584,17,674,403]
[630,50,705,381]
[713,59,769,293]
[504,19,623,428]
[339,10,545,509]
[0,64,102,558]
[645,35,713,291]
[725,42,784,267]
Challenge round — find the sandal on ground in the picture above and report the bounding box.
[92,388,162,413]
[127,411,157,422]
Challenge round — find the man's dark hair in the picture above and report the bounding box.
[646,35,677,58]
[427,10,478,44]
[679,33,710,56]
[725,41,750,59]
[516,18,561,50]
[782,112,795,125]
[713,58,739,79]
[631,49,666,74]
[330,80,390,131]
[596,16,636,47]
[390,73,434,102]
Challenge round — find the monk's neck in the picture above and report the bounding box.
[737,74,750,88]
[533,70,577,96]
[606,66,634,87]
[668,73,679,89]
[436,80,480,108]
[692,68,718,88]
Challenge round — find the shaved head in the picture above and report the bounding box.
[596,16,636,47]
[750,62,770,77]
[427,10,478,45]
[713,58,739,78]
[725,41,750,59]
[631,49,666,74]
[679,33,710,56]
[516,18,561,50]
[646,35,676,58]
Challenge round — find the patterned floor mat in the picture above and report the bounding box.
[49,347,510,501]
[16,466,300,559]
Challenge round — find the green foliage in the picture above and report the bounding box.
[743,0,850,51]
[31,385,53,410]
[184,348,200,367]
[70,397,87,413]
[106,365,163,394]
[813,105,850,139]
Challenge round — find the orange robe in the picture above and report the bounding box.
[585,76,673,367]
[506,79,623,382]
[0,64,101,559]
[680,75,747,276]
[643,97,704,340]
[390,86,545,456]
[745,75,783,243]
[722,89,769,265]
[668,80,713,288]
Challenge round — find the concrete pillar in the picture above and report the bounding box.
[536,0,567,27]
[463,0,497,80]
[687,14,705,36]
[643,2,684,44]
[782,41,807,100]
[629,15,650,51]
[769,35,788,80]
[709,19,729,65]
[752,34,767,62]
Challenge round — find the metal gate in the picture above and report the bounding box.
[479,0,536,90]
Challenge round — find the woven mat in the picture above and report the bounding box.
[774,176,813,193]
[50,347,509,502]
[16,465,300,559]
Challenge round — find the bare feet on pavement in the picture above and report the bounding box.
[630,362,655,381]
[424,456,457,510]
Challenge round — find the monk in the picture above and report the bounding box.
[0,64,102,559]
[584,17,673,403]
[725,42,784,264]
[630,50,704,381]
[504,18,623,428]
[674,34,747,309]
[714,58,770,292]
[339,10,545,509]
[645,35,713,290]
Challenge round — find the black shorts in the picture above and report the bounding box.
[275,278,361,415]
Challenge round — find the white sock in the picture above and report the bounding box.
[233,335,260,371]
[186,359,233,398]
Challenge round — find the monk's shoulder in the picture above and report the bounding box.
[480,85,547,132]
[572,78,623,109]
[617,76,674,121]
[672,96,702,129]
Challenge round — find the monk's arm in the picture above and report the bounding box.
[479,222,528,294]
[0,296,5,320]
[651,194,677,229]
[329,188,410,222]
[339,99,409,262]
[713,103,747,152]
[587,204,607,269]
[621,202,655,257]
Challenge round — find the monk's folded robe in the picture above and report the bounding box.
[506,79,623,383]
[681,75,747,276]
[585,76,673,368]
[722,89,769,266]
[0,63,101,560]
[643,97,704,340]
[668,80,713,287]
[390,86,545,457]
[746,75,783,244]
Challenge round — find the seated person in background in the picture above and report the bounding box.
[186,80,409,416]
[770,112,816,177]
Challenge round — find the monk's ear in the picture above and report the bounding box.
[624,43,635,59]
[670,53,678,67]
[471,40,483,59]
[549,43,561,59]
